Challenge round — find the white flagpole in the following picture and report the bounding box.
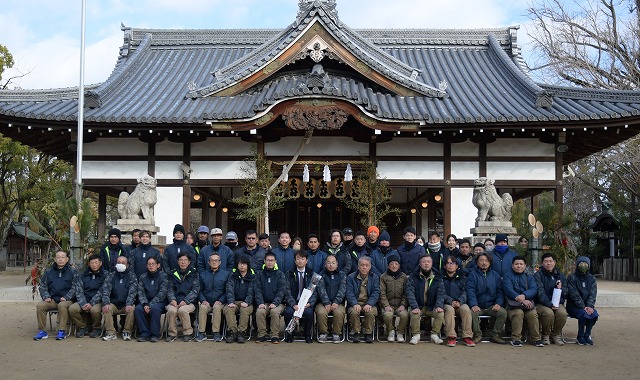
[72,0,86,264]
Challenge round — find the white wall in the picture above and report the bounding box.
[265,136,368,156]
[377,138,443,156]
[488,139,555,157]
[83,138,148,156]
[487,162,556,180]
[451,162,479,180]
[377,161,444,180]
[450,187,476,238]
[83,161,148,179]
[155,187,183,239]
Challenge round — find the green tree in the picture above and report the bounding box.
[0,44,14,89]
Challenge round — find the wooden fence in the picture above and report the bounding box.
[602,258,640,281]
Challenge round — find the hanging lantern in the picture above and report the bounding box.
[344,163,353,182]
[323,164,331,182]
[281,164,288,182]
[303,164,310,183]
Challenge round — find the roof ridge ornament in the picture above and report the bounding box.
[297,0,339,24]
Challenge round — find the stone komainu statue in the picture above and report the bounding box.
[472,177,513,223]
[118,175,157,220]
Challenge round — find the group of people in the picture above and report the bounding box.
[33,225,599,347]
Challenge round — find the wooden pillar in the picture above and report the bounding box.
[182,142,191,229]
[555,147,564,215]
[443,143,452,235]
[479,143,487,177]
[148,142,156,177]
[98,192,107,238]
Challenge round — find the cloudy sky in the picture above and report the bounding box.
[0,0,534,89]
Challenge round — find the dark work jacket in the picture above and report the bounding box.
[398,241,425,275]
[324,242,351,275]
[534,268,568,308]
[348,244,372,275]
[567,272,597,309]
[345,271,380,308]
[74,267,107,306]
[162,238,196,275]
[101,269,137,308]
[285,267,318,307]
[130,243,161,278]
[306,249,328,273]
[168,268,200,305]
[235,245,267,273]
[406,269,445,310]
[442,270,467,305]
[466,267,504,309]
[194,239,209,255]
[272,245,295,274]
[254,268,286,306]
[99,242,130,272]
[198,243,234,273]
[199,268,230,304]
[226,269,255,304]
[427,241,447,273]
[503,270,537,304]
[372,246,398,277]
[456,253,477,275]
[137,270,168,306]
[39,263,76,303]
[317,269,346,305]
[490,247,517,279]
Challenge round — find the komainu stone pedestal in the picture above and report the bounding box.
[113,219,166,246]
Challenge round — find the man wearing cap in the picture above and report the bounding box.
[342,227,354,251]
[235,230,267,272]
[162,224,196,275]
[194,225,210,255]
[225,231,239,251]
[198,227,235,273]
[372,231,397,276]
[491,234,517,279]
[398,227,425,275]
[325,229,351,275]
[254,251,287,343]
[379,253,408,343]
[99,228,130,272]
[366,226,379,251]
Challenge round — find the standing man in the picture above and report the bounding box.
[315,255,347,343]
[254,251,287,343]
[366,225,379,251]
[346,256,380,343]
[306,234,327,273]
[165,252,200,342]
[426,231,446,274]
[442,255,475,347]
[33,251,76,341]
[491,234,517,278]
[273,231,295,274]
[378,254,408,343]
[194,225,210,255]
[195,252,230,342]
[406,254,445,345]
[398,227,425,275]
[128,229,141,251]
[223,255,254,343]
[342,227,354,251]
[235,230,266,273]
[99,228,130,272]
[372,231,397,277]
[69,254,107,338]
[456,239,476,275]
[283,250,317,343]
[135,256,169,342]
[101,255,137,341]
[198,227,235,273]
[348,231,374,275]
[534,253,568,345]
[466,252,507,344]
[325,229,351,275]
[224,231,239,251]
[130,230,161,278]
[162,224,196,275]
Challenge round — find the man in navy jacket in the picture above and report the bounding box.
[195,251,229,342]
[406,254,445,345]
[69,254,107,338]
[466,252,507,344]
[165,252,200,342]
[346,256,380,343]
[101,255,137,341]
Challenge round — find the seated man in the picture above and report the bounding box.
[254,251,287,343]
[34,250,76,341]
[346,256,380,343]
[222,255,254,343]
[69,254,107,338]
[466,252,507,344]
[567,256,599,345]
[534,253,568,345]
[406,254,445,345]
[283,250,317,343]
[503,255,542,347]
[101,255,137,341]
[315,255,347,343]
[166,252,200,342]
[378,253,408,343]
[442,255,475,347]
[195,252,229,342]
[134,256,169,342]
[129,230,161,278]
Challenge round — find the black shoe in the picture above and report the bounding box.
[271,336,280,344]
[364,334,373,343]
[149,336,159,343]
[165,335,176,342]
[285,333,294,343]
[256,336,267,343]
[305,336,313,344]
[183,334,194,342]
[237,334,245,344]
[75,327,88,338]
[137,335,149,342]
[89,329,102,338]
[226,332,236,343]
[352,334,361,343]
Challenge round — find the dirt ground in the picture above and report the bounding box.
[2,302,638,380]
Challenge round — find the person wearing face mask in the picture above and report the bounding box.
[490,234,517,279]
[101,255,137,341]
[483,238,495,254]
[398,227,425,275]
[567,256,599,345]
[99,228,130,272]
[162,224,196,275]
[426,231,446,273]
[225,231,239,250]
[371,231,398,276]
[130,230,161,278]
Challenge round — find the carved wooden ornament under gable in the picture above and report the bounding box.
[282,104,349,130]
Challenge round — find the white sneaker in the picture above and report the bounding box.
[122,332,131,341]
[409,334,420,345]
[102,334,117,341]
[387,330,396,342]
[332,334,341,344]
[318,334,328,343]
[430,334,443,345]
[396,333,405,343]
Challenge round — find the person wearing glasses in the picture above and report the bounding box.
[254,251,287,343]
[195,251,229,342]
[165,252,200,342]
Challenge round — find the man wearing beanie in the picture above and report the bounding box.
[162,224,196,275]
[398,227,425,275]
[366,226,380,251]
[372,231,398,275]
[379,254,408,342]
[491,234,517,278]
[567,256,599,345]
[99,228,130,272]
